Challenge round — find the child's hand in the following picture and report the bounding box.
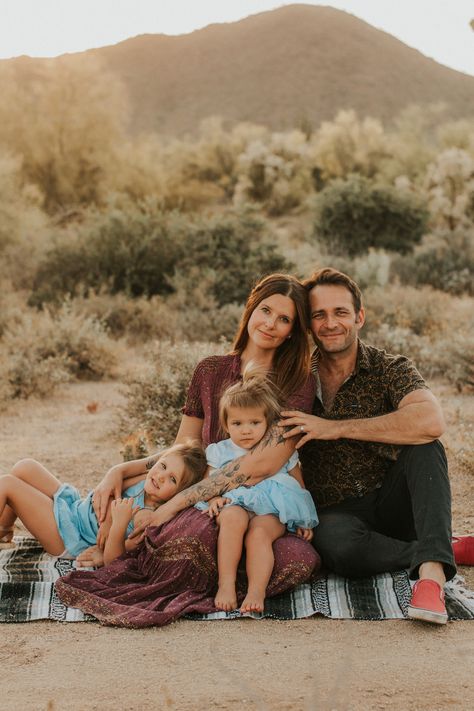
[207,496,230,518]
[296,527,313,542]
[110,498,139,529]
[96,520,111,550]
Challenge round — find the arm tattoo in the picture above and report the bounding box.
[180,423,289,507]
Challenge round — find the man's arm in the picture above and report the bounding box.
[129,424,296,534]
[281,389,446,448]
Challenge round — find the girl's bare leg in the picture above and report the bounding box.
[215,506,250,611]
[0,475,64,555]
[0,459,62,539]
[241,515,285,613]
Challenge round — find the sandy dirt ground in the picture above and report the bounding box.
[0,378,473,711]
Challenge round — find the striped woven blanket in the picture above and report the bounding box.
[1,538,473,623]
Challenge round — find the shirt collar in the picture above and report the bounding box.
[311,339,370,375]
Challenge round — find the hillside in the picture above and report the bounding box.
[5,4,474,135]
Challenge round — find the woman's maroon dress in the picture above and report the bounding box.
[55,354,320,627]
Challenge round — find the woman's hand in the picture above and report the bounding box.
[279,410,341,447]
[92,468,123,522]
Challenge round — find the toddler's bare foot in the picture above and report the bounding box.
[240,590,265,613]
[214,581,238,611]
[76,545,104,568]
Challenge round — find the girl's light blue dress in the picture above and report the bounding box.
[195,439,318,531]
[53,480,147,557]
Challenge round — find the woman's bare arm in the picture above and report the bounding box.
[130,424,297,536]
[174,415,204,444]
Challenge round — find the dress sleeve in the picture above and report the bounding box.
[205,443,222,470]
[386,356,429,409]
[182,359,207,419]
[286,372,317,413]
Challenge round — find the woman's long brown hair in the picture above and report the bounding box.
[231,273,311,401]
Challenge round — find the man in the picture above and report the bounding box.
[281,267,457,625]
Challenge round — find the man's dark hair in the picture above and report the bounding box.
[303,268,362,313]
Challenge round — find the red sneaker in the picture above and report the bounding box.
[407,579,448,625]
[452,536,474,566]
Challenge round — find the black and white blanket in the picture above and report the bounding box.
[1,538,473,623]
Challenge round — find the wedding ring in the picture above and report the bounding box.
[300,425,305,432]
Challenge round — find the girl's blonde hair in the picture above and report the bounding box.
[160,440,207,489]
[219,363,281,433]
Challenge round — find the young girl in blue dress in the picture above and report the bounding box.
[196,367,318,614]
[0,442,206,563]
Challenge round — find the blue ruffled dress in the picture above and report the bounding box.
[53,480,146,557]
[195,439,318,531]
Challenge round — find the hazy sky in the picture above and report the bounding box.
[1,0,473,76]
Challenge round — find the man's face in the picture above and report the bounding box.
[309,284,365,355]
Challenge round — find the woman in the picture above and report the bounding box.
[56,274,320,627]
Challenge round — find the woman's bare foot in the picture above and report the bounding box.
[214,581,238,611]
[76,545,104,568]
[0,527,15,549]
[240,589,265,613]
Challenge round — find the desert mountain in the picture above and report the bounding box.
[7,4,474,136]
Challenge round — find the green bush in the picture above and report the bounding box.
[313,175,428,256]
[176,210,290,306]
[30,207,290,307]
[30,206,184,305]
[120,340,228,446]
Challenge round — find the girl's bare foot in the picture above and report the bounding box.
[214,581,238,611]
[0,527,15,549]
[76,545,104,568]
[240,590,265,613]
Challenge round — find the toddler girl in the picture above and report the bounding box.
[0,442,206,563]
[196,368,318,613]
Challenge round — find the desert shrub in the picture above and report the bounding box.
[363,284,461,337]
[393,229,474,296]
[309,110,389,181]
[31,207,289,307]
[175,210,290,306]
[30,205,184,305]
[0,304,117,402]
[120,340,228,446]
[380,105,442,184]
[0,57,128,212]
[425,149,474,230]
[313,175,429,256]
[75,282,242,343]
[368,325,474,392]
[234,130,312,215]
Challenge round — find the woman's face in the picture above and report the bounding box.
[247,293,296,351]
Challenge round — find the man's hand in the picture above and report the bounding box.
[296,527,314,542]
[206,496,230,518]
[280,410,341,447]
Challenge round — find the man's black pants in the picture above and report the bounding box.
[313,441,456,580]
